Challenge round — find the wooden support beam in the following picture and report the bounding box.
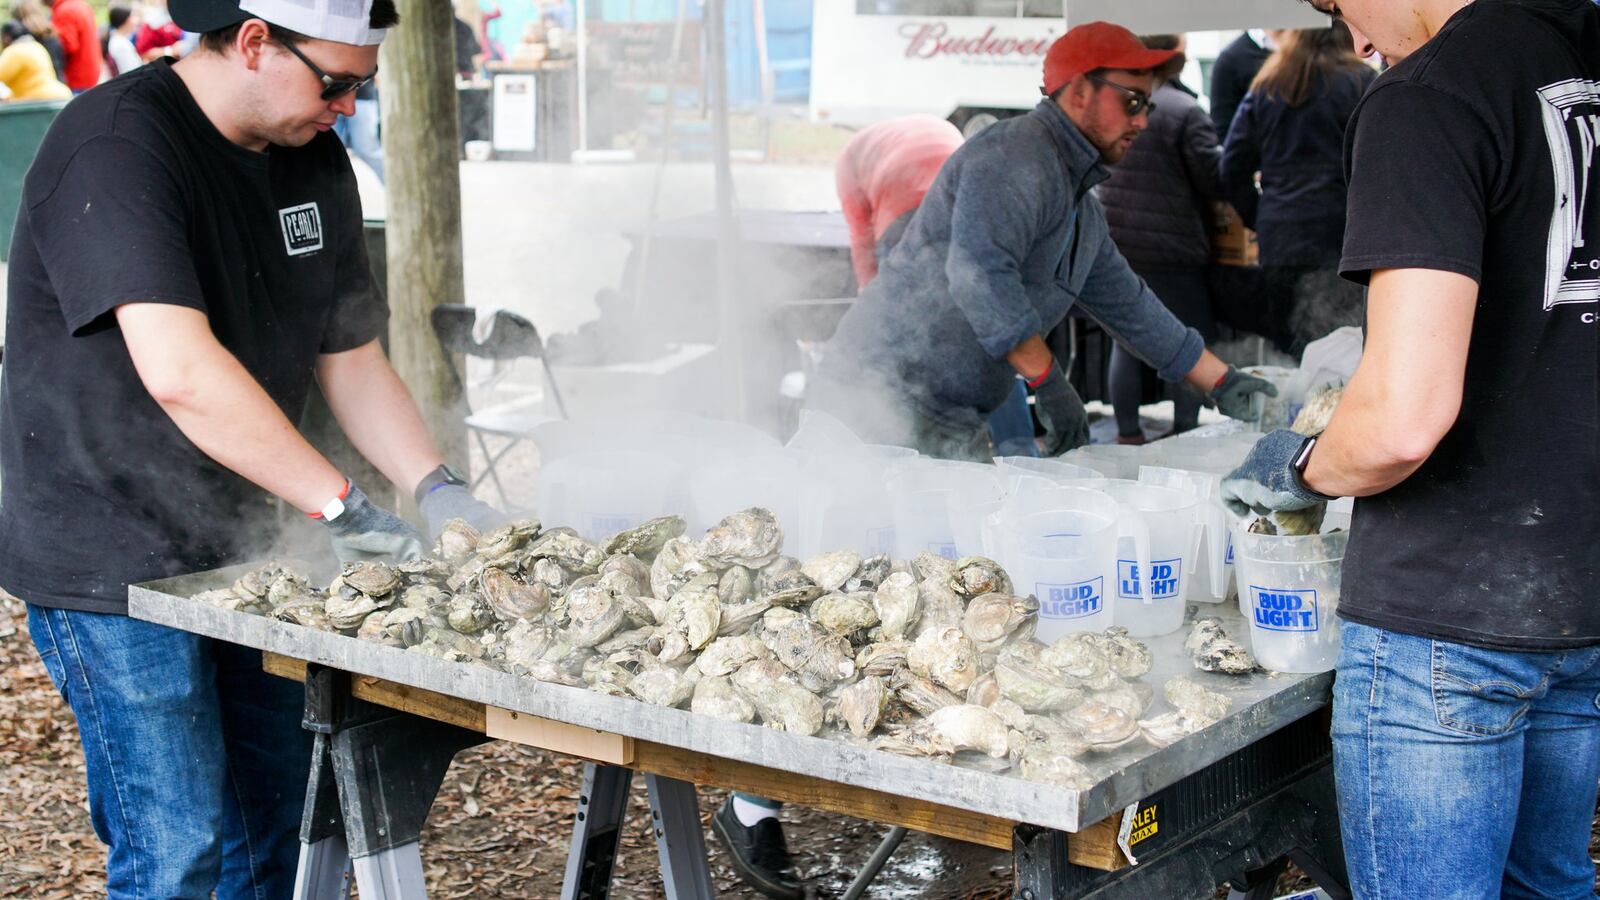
[259,653,1127,869]
[380,0,468,492]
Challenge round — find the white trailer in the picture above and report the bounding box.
[809,0,1326,133]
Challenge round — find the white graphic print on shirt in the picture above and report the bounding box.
[1538,78,1600,310]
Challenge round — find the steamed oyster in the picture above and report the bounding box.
[907,626,980,694]
[835,675,891,737]
[700,508,784,569]
[872,572,920,641]
[875,704,1009,758]
[801,550,861,592]
[732,659,825,735]
[604,516,686,559]
[961,593,1038,653]
[1184,618,1257,675]
[691,675,755,723]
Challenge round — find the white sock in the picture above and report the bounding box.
[732,795,779,827]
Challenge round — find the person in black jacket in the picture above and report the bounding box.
[1221,24,1374,356]
[1208,30,1270,138]
[1099,34,1226,441]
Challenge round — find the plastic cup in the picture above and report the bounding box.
[1232,513,1351,673]
[795,446,917,558]
[889,459,1005,561]
[1098,482,1200,637]
[687,451,803,536]
[1139,465,1229,603]
[994,456,1107,491]
[1005,509,1121,640]
[1061,443,1148,479]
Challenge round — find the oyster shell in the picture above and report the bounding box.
[627,663,699,708]
[326,592,382,632]
[872,572,920,641]
[604,516,686,559]
[835,675,891,737]
[811,592,880,637]
[1092,681,1151,720]
[1062,699,1140,748]
[340,560,401,597]
[600,553,652,587]
[700,508,783,569]
[477,566,549,623]
[663,581,722,655]
[1013,739,1097,788]
[567,583,629,648]
[1184,618,1256,675]
[717,566,757,605]
[948,556,1011,599]
[913,578,966,638]
[961,593,1038,653]
[907,626,980,694]
[445,592,495,634]
[476,519,540,558]
[731,659,825,735]
[695,634,770,677]
[843,554,891,593]
[759,611,857,690]
[909,551,957,583]
[965,670,1002,708]
[650,537,706,601]
[717,597,776,637]
[528,530,606,574]
[1138,710,1214,748]
[1163,676,1231,721]
[875,704,1009,758]
[855,640,912,677]
[759,570,825,607]
[890,669,964,717]
[801,550,862,592]
[691,675,755,723]
[437,519,481,562]
[993,643,1083,712]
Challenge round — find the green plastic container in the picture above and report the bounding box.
[0,99,68,263]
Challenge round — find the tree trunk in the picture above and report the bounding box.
[381,0,467,505]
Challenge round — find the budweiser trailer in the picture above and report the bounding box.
[809,0,1326,135]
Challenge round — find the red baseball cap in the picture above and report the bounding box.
[1042,22,1178,96]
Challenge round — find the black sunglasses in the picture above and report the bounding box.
[1086,74,1156,117]
[277,38,377,101]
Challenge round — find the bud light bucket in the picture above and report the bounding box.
[1231,514,1351,673]
[1098,482,1201,637]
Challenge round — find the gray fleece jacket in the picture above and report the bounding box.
[819,98,1205,433]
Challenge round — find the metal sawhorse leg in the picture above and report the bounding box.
[562,763,718,899]
[291,665,488,900]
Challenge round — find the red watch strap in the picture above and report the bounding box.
[306,479,352,519]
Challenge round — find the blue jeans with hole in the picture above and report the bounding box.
[1332,620,1600,900]
[27,604,312,900]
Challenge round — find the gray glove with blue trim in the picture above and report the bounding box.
[1220,429,1330,519]
[419,484,507,541]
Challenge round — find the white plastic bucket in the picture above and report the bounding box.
[890,459,1005,561]
[1233,513,1351,673]
[795,446,917,558]
[1098,482,1200,637]
[686,451,803,536]
[1138,465,1229,603]
[536,449,682,540]
[1000,488,1149,643]
[994,456,1107,491]
[1061,443,1147,479]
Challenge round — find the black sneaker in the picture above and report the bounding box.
[712,797,806,900]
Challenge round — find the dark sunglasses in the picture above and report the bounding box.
[278,38,377,101]
[1086,74,1156,117]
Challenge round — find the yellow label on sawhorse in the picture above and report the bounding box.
[485,707,636,766]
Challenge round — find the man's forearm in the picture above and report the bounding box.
[316,340,445,497]
[1005,334,1053,381]
[1181,350,1230,395]
[117,305,346,513]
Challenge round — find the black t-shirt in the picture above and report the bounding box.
[0,61,387,614]
[1336,0,1600,650]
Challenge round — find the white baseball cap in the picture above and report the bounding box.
[170,0,387,46]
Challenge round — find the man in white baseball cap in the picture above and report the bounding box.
[1,0,503,895]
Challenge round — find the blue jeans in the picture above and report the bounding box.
[333,97,384,184]
[1332,621,1600,899]
[988,377,1038,458]
[27,605,312,900]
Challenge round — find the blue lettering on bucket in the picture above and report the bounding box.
[1249,586,1319,632]
[1037,577,1103,619]
[1116,559,1182,600]
[585,513,634,536]
[929,541,958,560]
[1224,534,1234,565]
[866,527,896,556]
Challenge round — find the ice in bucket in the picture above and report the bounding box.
[1232,514,1351,673]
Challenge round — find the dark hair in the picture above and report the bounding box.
[1250,23,1366,107]
[1138,34,1186,83]
[1,19,28,43]
[198,0,399,54]
[108,4,133,30]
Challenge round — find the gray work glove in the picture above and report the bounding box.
[1206,366,1279,421]
[322,481,425,564]
[419,484,507,541]
[1031,363,1091,457]
[1220,429,1330,518]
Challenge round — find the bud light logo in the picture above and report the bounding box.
[866,526,896,556]
[1037,577,1102,619]
[1117,559,1181,600]
[584,513,634,537]
[1224,534,1235,566]
[1250,586,1319,632]
[929,541,958,560]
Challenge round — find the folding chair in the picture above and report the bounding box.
[431,304,568,509]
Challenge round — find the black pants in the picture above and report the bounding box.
[1108,267,1215,437]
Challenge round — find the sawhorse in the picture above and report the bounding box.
[287,664,717,900]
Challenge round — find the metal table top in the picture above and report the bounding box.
[130,566,1331,834]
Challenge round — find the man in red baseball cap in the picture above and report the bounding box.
[809,21,1275,462]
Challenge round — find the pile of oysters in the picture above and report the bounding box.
[195,508,1244,789]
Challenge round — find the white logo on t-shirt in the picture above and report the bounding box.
[278,202,324,257]
[1537,78,1600,310]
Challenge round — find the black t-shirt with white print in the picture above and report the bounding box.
[0,60,387,614]
[1337,0,1600,650]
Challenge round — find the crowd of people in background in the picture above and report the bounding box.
[0,0,191,101]
[1096,23,1378,443]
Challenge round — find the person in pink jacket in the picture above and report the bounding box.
[834,114,962,290]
